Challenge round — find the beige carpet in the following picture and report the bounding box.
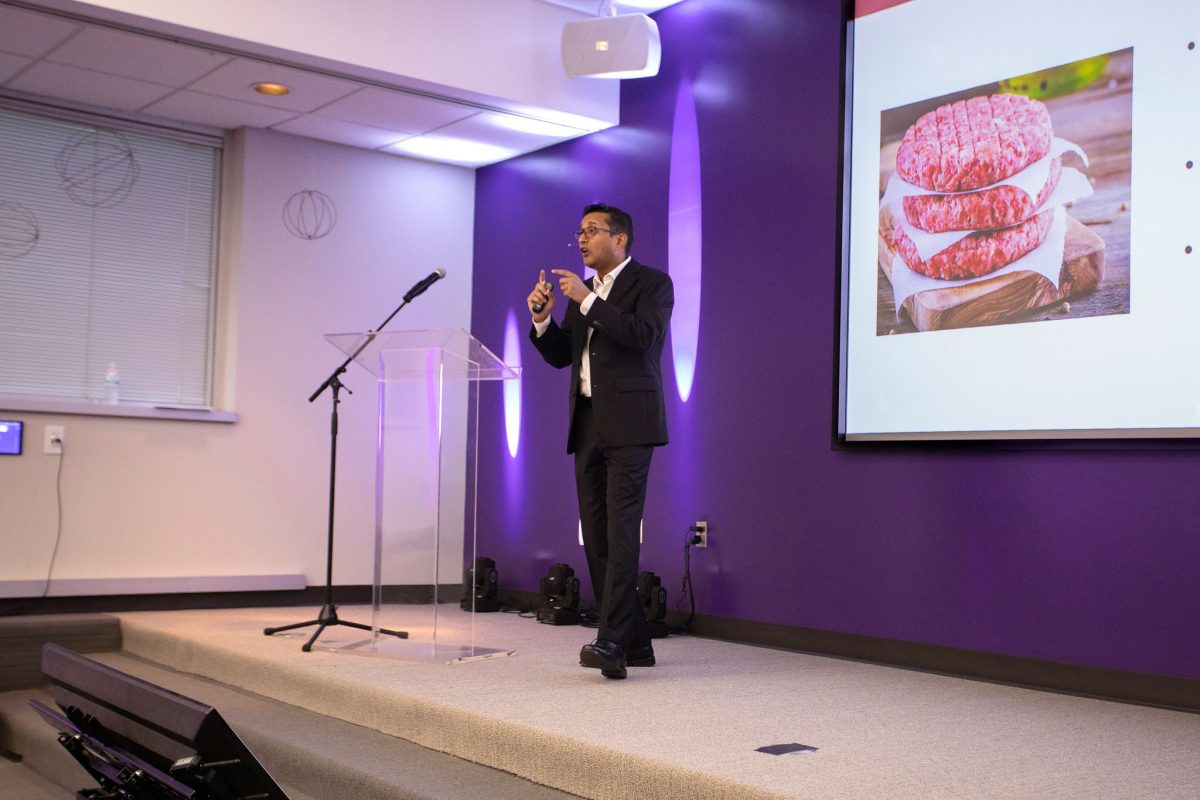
[0,759,67,800]
[110,606,1200,800]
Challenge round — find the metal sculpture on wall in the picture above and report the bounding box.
[282,189,337,240]
[55,128,139,208]
[0,201,40,259]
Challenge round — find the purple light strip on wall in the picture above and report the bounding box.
[669,77,702,403]
[503,308,522,457]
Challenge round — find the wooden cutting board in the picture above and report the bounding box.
[878,208,1105,332]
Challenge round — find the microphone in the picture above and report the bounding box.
[532,281,553,314]
[403,268,446,303]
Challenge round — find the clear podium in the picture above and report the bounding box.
[324,328,520,662]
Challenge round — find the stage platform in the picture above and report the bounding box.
[60,604,1198,800]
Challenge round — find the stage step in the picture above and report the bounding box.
[0,651,576,800]
[0,757,71,800]
[0,613,121,691]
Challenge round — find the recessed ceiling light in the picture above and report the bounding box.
[385,136,515,167]
[251,82,290,96]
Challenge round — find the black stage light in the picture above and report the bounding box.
[537,562,581,625]
[637,570,669,639]
[461,556,500,612]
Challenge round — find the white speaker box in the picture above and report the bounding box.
[561,13,662,79]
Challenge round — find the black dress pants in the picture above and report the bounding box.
[572,397,653,652]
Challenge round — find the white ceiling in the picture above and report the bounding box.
[0,0,682,167]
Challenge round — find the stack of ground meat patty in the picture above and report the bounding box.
[885,93,1085,282]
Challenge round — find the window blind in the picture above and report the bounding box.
[0,105,219,406]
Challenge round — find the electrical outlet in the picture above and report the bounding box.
[44,425,64,455]
[694,520,708,548]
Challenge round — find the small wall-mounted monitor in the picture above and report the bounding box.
[0,420,22,455]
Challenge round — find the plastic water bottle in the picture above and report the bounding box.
[103,362,120,404]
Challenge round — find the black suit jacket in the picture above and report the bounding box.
[530,259,674,454]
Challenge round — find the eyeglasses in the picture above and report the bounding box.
[573,225,615,241]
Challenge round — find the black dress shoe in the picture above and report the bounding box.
[627,644,655,667]
[579,639,627,679]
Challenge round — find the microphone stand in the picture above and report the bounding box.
[264,296,421,652]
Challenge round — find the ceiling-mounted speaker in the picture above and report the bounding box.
[561,13,662,79]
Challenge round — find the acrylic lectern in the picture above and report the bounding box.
[324,328,519,662]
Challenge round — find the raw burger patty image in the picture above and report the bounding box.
[892,208,1054,280]
[896,93,1053,193]
[903,157,1062,233]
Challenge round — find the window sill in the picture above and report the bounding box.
[0,395,237,423]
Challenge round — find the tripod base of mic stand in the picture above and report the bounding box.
[264,603,408,652]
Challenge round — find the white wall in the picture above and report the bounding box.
[0,126,476,592]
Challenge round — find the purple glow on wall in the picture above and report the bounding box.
[472,0,1200,682]
[503,309,522,457]
[668,77,702,402]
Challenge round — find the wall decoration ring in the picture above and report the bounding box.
[283,189,338,240]
[0,201,40,259]
[55,128,139,208]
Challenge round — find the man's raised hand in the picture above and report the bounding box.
[528,269,555,322]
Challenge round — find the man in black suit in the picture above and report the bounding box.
[528,203,674,680]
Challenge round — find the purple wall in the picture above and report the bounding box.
[470,0,1200,680]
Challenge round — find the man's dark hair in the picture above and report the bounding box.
[584,203,634,255]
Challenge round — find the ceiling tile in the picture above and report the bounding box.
[271,115,407,150]
[186,57,360,112]
[7,61,177,113]
[142,90,298,129]
[316,87,477,135]
[45,26,229,87]
[0,5,81,58]
[0,53,32,84]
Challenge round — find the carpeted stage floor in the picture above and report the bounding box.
[42,604,1192,800]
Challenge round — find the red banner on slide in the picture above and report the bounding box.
[855,0,912,18]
